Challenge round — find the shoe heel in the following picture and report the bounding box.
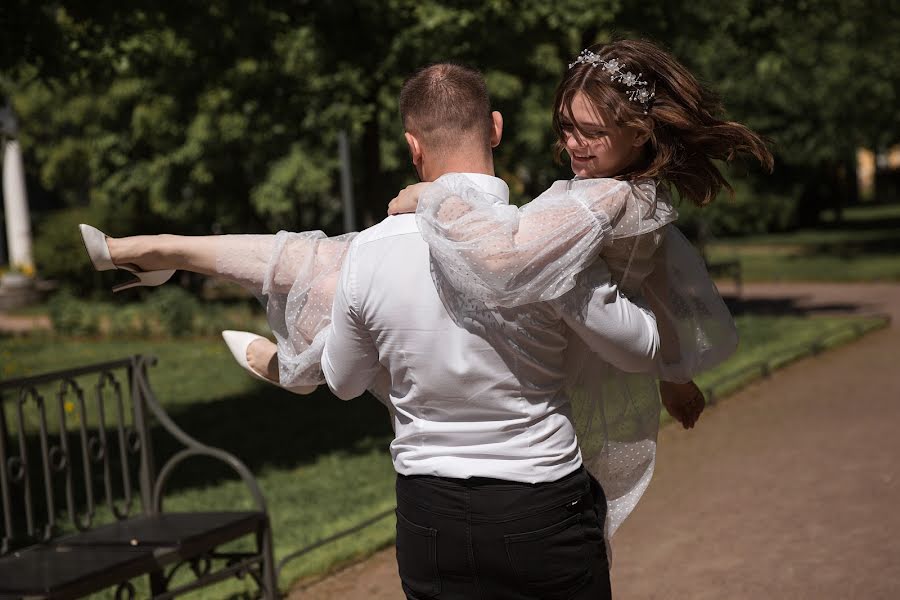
[112,269,175,292]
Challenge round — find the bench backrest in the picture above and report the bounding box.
[0,355,158,555]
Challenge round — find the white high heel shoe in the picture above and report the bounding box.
[221,330,317,395]
[78,224,176,293]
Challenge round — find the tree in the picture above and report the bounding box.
[3,0,897,244]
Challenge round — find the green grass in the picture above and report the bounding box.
[0,312,887,596]
[707,201,900,282]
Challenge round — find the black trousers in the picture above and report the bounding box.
[395,467,611,600]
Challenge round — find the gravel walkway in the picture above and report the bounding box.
[0,312,51,334]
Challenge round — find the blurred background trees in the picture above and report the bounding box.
[1,0,898,291]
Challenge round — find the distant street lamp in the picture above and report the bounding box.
[337,130,355,233]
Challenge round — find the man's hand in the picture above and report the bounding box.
[387,182,431,215]
[660,380,706,429]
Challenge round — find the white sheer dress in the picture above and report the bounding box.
[414,175,738,536]
[215,174,737,537]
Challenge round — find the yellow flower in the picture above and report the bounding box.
[10,262,35,277]
[64,400,75,413]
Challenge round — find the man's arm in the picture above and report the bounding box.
[321,244,382,400]
[553,261,659,373]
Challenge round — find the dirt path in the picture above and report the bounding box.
[0,312,51,334]
[289,282,900,599]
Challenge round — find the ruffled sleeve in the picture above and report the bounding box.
[215,231,357,388]
[642,226,739,382]
[416,175,677,308]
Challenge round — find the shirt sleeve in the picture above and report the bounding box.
[552,259,660,374]
[321,243,382,400]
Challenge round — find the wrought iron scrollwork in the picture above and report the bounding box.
[126,428,141,452]
[87,434,105,462]
[160,551,266,595]
[6,456,24,482]
[226,553,265,588]
[114,580,136,600]
[48,445,67,471]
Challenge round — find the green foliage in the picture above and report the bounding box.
[47,288,102,336]
[44,287,264,339]
[706,201,900,282]
[142,286,199,337]
[32,206,105,296]
[4,0,899,240]
[676,176,801,238]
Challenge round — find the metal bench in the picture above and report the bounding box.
[0,355,277,599]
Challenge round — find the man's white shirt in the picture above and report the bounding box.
[322,173,658,484]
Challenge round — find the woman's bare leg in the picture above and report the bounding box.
[100,232,335,391]
[105,234,280,377]
[105,235,221,276]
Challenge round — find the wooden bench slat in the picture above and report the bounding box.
[0,546,158,597]
[57,511,264,549]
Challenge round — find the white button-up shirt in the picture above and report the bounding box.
[322,173,658,483]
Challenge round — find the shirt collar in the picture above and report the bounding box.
[458,173,510,205]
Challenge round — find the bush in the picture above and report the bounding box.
[675,176,802,239]
[44,284,265,339]
[107,303,153,338]
[142,287,200,338]
[47,289,102,337]
[33,206,107,297]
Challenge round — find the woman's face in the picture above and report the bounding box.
[559,91,644,179]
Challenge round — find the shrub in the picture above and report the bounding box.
[675,176,801,239]
[47,289,101,337]
[33,206,106,297]
[143,286,200,338]
[108,303,153,337]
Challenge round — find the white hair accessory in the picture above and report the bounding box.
[568,50,655,113]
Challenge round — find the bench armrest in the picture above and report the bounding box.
[133,358,269,515]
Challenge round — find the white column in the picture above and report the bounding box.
[2,139,33,272]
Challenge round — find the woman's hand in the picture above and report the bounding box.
[659,380,706,429]
[388,182,431,215]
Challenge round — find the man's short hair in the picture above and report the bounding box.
[399,63,492,151]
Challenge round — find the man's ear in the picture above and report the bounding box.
[405,132,423,169]
[490,111,503,148]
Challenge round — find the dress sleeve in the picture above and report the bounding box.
[415,175,676,307]
[215,230,394,399]
[641,225,739,382]
[215,231,354,388]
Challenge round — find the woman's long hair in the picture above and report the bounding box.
[553,39,774,206]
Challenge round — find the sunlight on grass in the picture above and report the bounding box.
[706,201,900,282]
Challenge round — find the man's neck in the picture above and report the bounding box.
[422,153,494,181]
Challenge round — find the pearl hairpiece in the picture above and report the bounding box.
[568,50,655,113]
